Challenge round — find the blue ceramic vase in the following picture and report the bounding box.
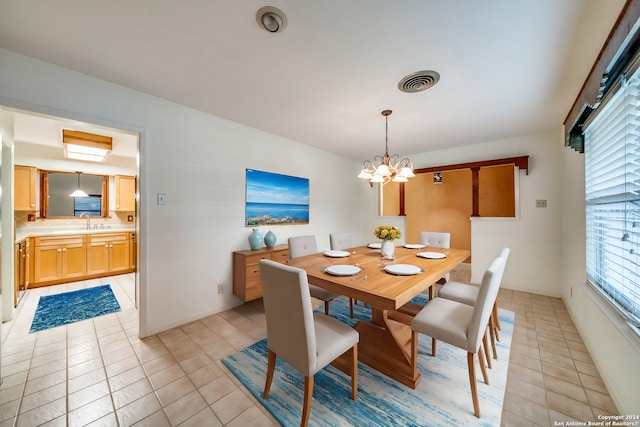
[264,230,277,247]
[248,228,262,250]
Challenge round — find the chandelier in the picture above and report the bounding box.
[357,110,415,184]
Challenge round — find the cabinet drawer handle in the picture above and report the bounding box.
[62,248,67,252]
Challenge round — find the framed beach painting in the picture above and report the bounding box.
[245,169,309,226]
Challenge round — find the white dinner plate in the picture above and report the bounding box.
[404,243,426,249]
[325,265,361,276]
[417,251,446,259]
[384,264,422,276]
[324,250,350,258]
[367,242,382,249]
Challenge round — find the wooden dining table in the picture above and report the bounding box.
[287,244,470,389]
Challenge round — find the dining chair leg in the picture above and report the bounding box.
[349,298,354,318]
[324,301,330,315]
[493,302,501,331]
[467,352,481,418]
[263,350,277,398]
[302,376,314,427]
[488,315,498,360]
[478,346,489,386]
[482,331,492,369]
[350,345,358,400]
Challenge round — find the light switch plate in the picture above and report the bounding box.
[157,193,166,205]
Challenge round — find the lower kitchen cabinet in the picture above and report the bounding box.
[14,238,32,307]
[33,235,86,284]
[86,233,131,275]
[30,232,134,288]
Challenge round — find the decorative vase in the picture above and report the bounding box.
[248,228,263,250]
[264,230,277,247]
[381,240,395,259]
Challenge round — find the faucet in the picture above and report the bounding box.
[79,212,90,230]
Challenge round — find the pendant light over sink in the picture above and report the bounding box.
[69,171,88,198]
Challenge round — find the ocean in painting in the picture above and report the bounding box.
[245,202,309,225]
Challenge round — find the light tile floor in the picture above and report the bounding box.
[0,266,618,426]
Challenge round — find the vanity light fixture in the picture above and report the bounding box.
[69,171,89,198]
[63,129,112,163]
[357,110,415,185]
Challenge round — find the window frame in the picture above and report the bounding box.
[584,56,640,334]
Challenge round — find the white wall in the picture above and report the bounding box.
[409,130,564,296]
[560,139,640,414]
[0,111,15,322]
[0,48,377,336]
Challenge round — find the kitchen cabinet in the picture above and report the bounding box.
[86,232,131,275]
[14,165,37,211]
[14,238,32,307]
[14,243,20,307]
[33,235,86,284]
[233,245,289,301]
[130,232,136,270]
[115,175,136,211]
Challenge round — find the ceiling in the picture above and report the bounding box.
[0,1,626,162]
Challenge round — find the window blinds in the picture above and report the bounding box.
[584,69,640,330]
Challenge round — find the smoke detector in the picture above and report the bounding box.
[256,6,287,33]
[398,70,440,93]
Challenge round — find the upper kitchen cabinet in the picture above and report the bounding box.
[15,165,37,211]
[115,175,136,212]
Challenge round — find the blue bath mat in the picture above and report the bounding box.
[30,284,121,333]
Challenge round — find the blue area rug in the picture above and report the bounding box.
[30,284,121,333]
[222,296,513,427]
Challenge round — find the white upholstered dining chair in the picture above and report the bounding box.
[329,232,351,252]
[419,231,452,285]
[411,255,505,418]
[437,247,510,361]
[288,235,341,315]
[329,232,357,318]
[260,259,359,427]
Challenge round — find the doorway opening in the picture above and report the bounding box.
[1,107,141,333]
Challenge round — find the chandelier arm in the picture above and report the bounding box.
[388,153,401,170]
[362,159,376,172]
[397,157,412,168]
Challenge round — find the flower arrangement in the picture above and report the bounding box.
[374,225,402,241]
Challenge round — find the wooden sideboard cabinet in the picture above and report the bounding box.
[233,244,289,301]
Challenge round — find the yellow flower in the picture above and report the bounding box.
[374,225,402,241]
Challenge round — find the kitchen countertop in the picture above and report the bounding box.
[15,227,136,243]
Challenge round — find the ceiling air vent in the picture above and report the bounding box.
[398,70,440,93]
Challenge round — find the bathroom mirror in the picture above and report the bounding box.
[40,170,108,218]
